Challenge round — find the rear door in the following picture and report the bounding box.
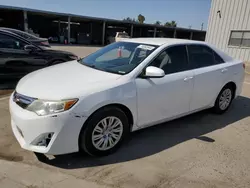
[187,44,225,111]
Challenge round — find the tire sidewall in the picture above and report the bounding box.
[214,86,234,114]
[79,107,129,156]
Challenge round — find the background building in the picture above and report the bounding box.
[0,5,206,46]
[206,0,250,62]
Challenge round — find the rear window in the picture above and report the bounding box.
[4,29,38,40]
[12,31,38,40]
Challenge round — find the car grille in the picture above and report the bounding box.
[13,91,36,109]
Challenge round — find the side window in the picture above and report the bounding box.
[0,33,26,50]
[149,45,188,74]
[187,45,215,69]
[214,51,225,64]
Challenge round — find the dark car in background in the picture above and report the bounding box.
[0,29,78,83]
[0,27,50,47]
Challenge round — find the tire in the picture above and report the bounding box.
[79,107,129,157]
[213,85,234,114]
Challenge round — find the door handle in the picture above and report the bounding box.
[184,76,193,81]
[221,68,228,73]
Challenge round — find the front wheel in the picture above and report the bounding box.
[213,86,234,114]
[79,107,129,156]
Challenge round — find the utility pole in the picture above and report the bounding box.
[201,23,204,31]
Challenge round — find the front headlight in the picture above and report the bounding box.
[26,99,78,116]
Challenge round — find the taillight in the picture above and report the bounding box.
[41,41,49,46]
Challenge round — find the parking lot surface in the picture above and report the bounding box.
[1,46,250,188]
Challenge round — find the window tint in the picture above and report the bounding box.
[150,45,188,74]
[188,45,215,68]
[0,33,26,50]
[214,51,225,64]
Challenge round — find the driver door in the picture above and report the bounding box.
[135,45,194,128]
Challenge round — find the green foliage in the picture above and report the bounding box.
[164,21,177,27]
[137,14,145,24]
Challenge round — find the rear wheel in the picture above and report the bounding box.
[213,85,234,114]
[79,107,129,156]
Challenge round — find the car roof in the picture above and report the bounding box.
[123,37,207,46]
[0,29,42,48]
[122,37,234,62]
[0,29,24,38]
[0,27,41,40]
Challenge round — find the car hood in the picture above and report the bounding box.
[30,38,48,42]
[16,60,122,100]
[41,48,75,56]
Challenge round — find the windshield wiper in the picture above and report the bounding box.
[78,60,125,75]
[80,61,98,70]
[102,68,125,75]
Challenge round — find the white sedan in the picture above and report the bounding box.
[9,38,245,156]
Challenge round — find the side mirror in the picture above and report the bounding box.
[144,66,165,78]
[24,45,37,51]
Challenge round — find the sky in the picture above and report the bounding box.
[0,0,211,30]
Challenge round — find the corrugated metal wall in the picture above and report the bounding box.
[206,0,250,61]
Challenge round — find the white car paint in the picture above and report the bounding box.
[136,69,194,127]
[9,38,245,155]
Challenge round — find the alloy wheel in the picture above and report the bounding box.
[91,116,123,151]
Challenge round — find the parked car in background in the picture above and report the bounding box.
[9,38,244,157]
[0,29,78,80]
[0,27,50,47]
[107,31,130,44]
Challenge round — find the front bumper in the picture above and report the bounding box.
[9,93,87,155]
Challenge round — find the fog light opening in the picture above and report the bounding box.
[32,133,54,147]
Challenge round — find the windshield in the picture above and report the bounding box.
[79,42,158,75]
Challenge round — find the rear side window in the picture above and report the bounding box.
[0,33,26,50]
[214,51,225,64]
[187,45,219,69]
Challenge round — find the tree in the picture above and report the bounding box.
[164,20,177,27]
[155,21,161,25]
[123,17,137,23]
[137,14,145,24]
